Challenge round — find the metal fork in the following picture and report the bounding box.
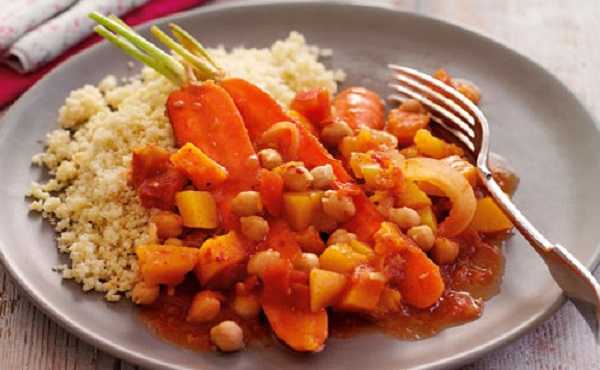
[388,64,600,339]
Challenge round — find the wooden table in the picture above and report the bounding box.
[1,1,598,368]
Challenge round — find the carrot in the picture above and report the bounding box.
[290,88,331,127]
[262,259,328,352]
[373,222,444,308]
[257,220,302,261]
[334,87,385,130]
[167,82,261,229]
[221,78,350,181]
[399,245,445,309]
[166,82,258,179]
[386,105,430,146]
[288,109,319,137]
[258,169,284,217]
[221,78,386,240]
[219,78,291,144]
[341,192,385,242]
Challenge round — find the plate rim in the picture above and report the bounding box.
[0,1,597,369]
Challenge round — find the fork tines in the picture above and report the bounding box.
[387,64,484,153]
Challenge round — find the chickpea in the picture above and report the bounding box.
[240,216,269,241]
[247,249,281,278]
[388,207,421,230]
[231,191,263,216]
[369,191,394,217]
[150,211,183,239]
[164,238,183,246]
[321,120,353,147]
[131,281,159,305]
[399,98,426,113]
[454,79,481,105]
[281,162,313,191]
[321,190,356,222]
[186,290,221,324]
[407,225,435,252]
[431,237,460,265]
[310,164,335,189]
[232,293,261,319]
[210,320,244,352]
[257,148,283,170]
[147,222,158,244]
[362,127,398,149]
[327,229,357,245]
[293,253,320,272]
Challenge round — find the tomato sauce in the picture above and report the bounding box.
[140,231,507,350]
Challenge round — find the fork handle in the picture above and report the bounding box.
[478,167,553,254]
[479,166,600,305]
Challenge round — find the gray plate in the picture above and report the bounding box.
[1,1,599,369]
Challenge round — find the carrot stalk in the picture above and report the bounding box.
[169,23,221,71]
[89,12,185,84]
[150,25,218,81]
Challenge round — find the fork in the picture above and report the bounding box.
[388,64,600,339]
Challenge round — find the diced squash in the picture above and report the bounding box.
[319,244,369,273]
[349,240,375,259]
[339,127,397,158]
[399,145,419,158]
[417,206,438,233]
[136,244,200,286]
[338,267,386,311]
[361,163,384,188]
[150,211,183,239]
[283,191,323,231]
[469,196,513,232]
[195,231,247,285]
[414,129,463,159]
[170,143,228,190]
[377,287,403,315]
[397,181,432,208]
[309,269,347,312]
[175,191,218,228]
[349,152,376,179]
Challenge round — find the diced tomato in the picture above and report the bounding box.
[290,88,331,127]
[258,169,284,216]
[130,144,171,188]
[137,166,187,210]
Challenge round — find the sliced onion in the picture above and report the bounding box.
[260,121,300,160]
[402,158,476,237]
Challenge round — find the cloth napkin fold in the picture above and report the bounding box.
[4,0,149,73]
[0,0,209,108]
[0,0,78,52]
